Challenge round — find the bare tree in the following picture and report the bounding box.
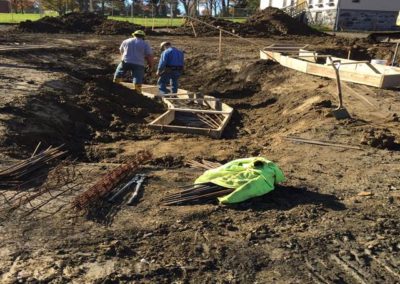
[179,0,197,16]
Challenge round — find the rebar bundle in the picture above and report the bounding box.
[72,150,152,211]
[0,160,83,221]
[0,145,67,187]
[186,159,222,170]
[161,183,233,206]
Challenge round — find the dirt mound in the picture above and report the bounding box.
[175,16,241,36]
[243,7,322,36]
[94,19,143,35]
[17,12,147,35]
[175,8,322,37]
[361,129,398,150]
[1,74,165,159]
[18,12,106,33]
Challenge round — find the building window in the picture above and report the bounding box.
[352,0,360,2]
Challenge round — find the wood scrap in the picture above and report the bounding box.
[284,136,363,150]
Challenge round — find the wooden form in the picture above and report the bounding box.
[117,83,233,138]
[260,44,400,89]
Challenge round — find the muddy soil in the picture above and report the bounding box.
[0,32,399,283]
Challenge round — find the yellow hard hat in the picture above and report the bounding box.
[132,30,146,37]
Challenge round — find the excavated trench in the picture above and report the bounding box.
[0,47,166,160]
[0,45,270,161]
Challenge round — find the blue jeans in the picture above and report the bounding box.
[158,71,181,94]
[114,61,145,84]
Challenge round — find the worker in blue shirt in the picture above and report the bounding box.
[157,42,184,94]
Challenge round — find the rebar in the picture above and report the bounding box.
[161,183,233,205]
[72,150,152,211]
[0,160,83,221]
[186,159,222,170]
[0,145,67,187]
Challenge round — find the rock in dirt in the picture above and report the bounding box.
[17,12,153,35]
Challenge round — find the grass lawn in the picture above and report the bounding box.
[0,13,246,26]
[108,16,184,27]
[225,17,246,23]
[0,12,57,23]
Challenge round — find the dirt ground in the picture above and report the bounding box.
[0,30,399,284]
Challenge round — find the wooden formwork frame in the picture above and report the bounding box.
[118,83,233,138]
[261,44,400,89]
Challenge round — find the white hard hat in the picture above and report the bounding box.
[160,41,171,50]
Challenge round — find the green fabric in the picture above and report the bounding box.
[195,157,285,204]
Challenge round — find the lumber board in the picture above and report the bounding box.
[284,136,362,150]
[260,51,400,88]
[261,49,400,88]
[169,108,231,114]
[146,84,233,139]
[307,64,383,88]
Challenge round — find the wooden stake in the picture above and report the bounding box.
[190,21,197,38]
[347,48,352,60]
[284,136,362,150]
[152,17,155,31]
[391,42,400,66]
[219,29,222,58]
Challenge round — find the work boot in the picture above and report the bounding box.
[113,77,123,83]
[134,84,142,94]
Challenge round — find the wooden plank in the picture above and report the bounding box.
[365,63,382,74]
[260,49,400,88]
[148,110,175,125]
[327,61,370,66]
[169,108,231,114]
[306,63,383,88]
[284,136,363,150]
[149,123,221,139]
[264,45,309,50]
[165,98,220,102]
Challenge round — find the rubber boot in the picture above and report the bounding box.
[113,77,123,83]
[134,84,142,94]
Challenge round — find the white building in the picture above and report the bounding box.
[259,0,400,31]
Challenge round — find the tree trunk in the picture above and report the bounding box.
[221,0,226,16]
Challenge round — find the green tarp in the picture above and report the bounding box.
[195,157,285,204]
